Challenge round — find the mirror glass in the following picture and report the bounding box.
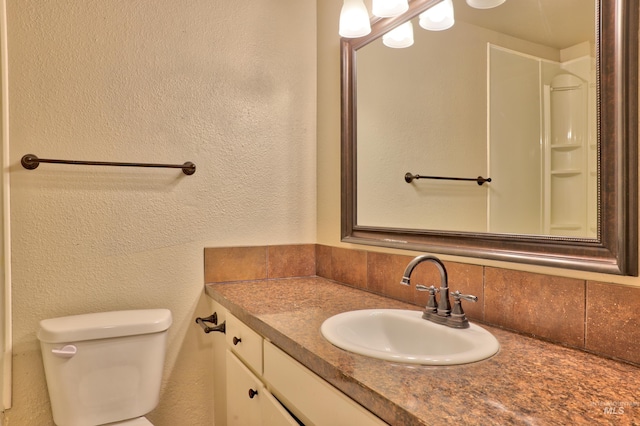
[357,0,596,237]
[342,0,638,275]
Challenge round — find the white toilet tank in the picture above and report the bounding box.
[38,309,172,426]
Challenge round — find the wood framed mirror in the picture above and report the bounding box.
[341,0,638,275]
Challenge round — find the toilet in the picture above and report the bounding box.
[37,309,172,426]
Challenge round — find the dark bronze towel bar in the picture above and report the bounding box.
[405,172,491,186]
[21,154,196,175]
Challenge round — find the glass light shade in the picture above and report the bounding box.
[372,0,409,18]
[419,0,455,31]
[382,21,414,48]
[466,0,506,9]
[339,0,372,38]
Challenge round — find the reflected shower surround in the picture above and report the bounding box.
[340,0,507,39]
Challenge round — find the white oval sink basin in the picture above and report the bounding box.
[321,309,499,365]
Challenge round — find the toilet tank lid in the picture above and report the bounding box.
[37,309,172,343]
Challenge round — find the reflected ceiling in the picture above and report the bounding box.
[452,0,595,49]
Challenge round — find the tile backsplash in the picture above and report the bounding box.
[204,244,640,366]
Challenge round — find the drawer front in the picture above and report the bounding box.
[263,341,387,426]
[226,312,263,374]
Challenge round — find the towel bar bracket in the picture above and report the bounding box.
[195,312,226,334]
[21,154,39,170]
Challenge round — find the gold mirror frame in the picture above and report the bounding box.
[341,0,638,275]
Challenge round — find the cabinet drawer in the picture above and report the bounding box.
[226,312,263,374]
[263,341,387,426]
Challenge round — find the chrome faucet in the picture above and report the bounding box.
[400,254,477,329]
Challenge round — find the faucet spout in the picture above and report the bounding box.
[400,254,477,329]
[400,254,451,316]
[400,254,448,288]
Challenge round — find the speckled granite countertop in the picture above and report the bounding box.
[205,277,640,425]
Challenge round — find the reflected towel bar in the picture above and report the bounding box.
[21,154,196,175]
[405,172,491,186]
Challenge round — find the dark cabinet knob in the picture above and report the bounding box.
[233,336,242,345]
[248,388,258,399]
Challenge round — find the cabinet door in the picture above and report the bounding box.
[227,350,299,426]
[227,349,262,426]
[260,386,301,426]
[263,341,387,426]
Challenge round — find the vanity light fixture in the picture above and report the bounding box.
[372,0,409,18]
[339,0,371,38]
[383,21,414,48]
[466,0,506,9]
[419,0,455,31]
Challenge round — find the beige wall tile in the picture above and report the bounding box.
[331,246,368,289]
[204,246,267,283]
[367,252,415,304]
[316,244,333,279]
[268,244,316,278]
[485,267,585,347]
[586,281,640,364]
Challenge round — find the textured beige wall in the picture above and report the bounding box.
[316,0,640,287]
[317,0,343,248]
[7,1,316,425]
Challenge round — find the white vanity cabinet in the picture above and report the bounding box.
[218,309,387,426]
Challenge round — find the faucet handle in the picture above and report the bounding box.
[415,284,437,293]
[416,285,438,313]
[448,291,477,329]
[451,290,477,303]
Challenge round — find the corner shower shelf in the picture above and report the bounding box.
[543,72,592,238]
[550,170,582,176]
[550,144,581,151]
[550,223,582,230]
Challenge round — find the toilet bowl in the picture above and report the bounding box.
[38,309,172,426]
